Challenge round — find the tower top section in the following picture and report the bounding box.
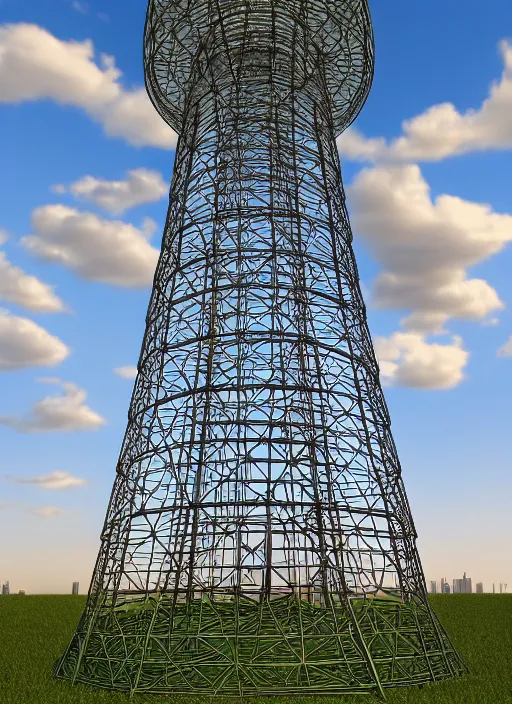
[144,0,374,137]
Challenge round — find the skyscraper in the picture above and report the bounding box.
[53,0,469,696]
[72,582,79,595]
[476,583,483,594]
[453,572,472,594]
[2,582,10,596]
[430,581,437,594]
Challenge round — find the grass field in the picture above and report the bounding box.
[0,594,510,704]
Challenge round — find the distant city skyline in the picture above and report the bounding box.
[1,576,510,596]
[428,574,509,595]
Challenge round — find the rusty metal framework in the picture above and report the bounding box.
[54,0,468,697]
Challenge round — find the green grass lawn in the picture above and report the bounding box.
[0,594,510,704]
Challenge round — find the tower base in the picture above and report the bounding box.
[54,592,468,696]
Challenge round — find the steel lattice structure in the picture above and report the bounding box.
[54,0,469,697]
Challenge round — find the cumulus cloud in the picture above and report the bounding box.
[0,23,177,149]
[58,168,168,214]
[347,164,511,333]
[338,40,512,163]
[497,335,512,357]
[114,365,138,379]
[0,309,69,370]
[0,378,105,433]
[374,332,469,389]
[21,205,159,288]
[0,228,9,245]
[337,128,387,163]
[0,251,66,312]
[6,470,86,489]
[31,506,62,518]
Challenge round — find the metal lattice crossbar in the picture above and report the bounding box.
[54,0,469,697]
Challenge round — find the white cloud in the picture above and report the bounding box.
[21,205,159,288]
[348,164,511,333]
[99,87,176,148]
[60,168,168,214]
[337,128,387,163]
[6,470,86,489]
[374,332,469,389]
[0,23,177,149]
[0,228,9,245]
[497,335,512,357]
[31,506,62,518]
[0,378,105,433]
[0,309,69,370]
[338,40,512,163]
[114,365,138,379]
[0,251,66,313]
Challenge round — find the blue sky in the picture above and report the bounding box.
[0,0,511,594]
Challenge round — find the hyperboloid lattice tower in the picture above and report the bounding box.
[54,0,468,697]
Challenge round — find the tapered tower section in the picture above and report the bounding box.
[54,0,468,696]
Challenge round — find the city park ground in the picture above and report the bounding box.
[0,594,510,704]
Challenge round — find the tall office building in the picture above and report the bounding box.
[72,582,79,595]
[453,572,472,594]
[440,578,446,593]
[476,583,483,594]
[500,583,503,594]
[430,581,437,594]
[2,581,10,595]
[443,582,451,594]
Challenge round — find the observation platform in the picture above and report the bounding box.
[144,0,374,136]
